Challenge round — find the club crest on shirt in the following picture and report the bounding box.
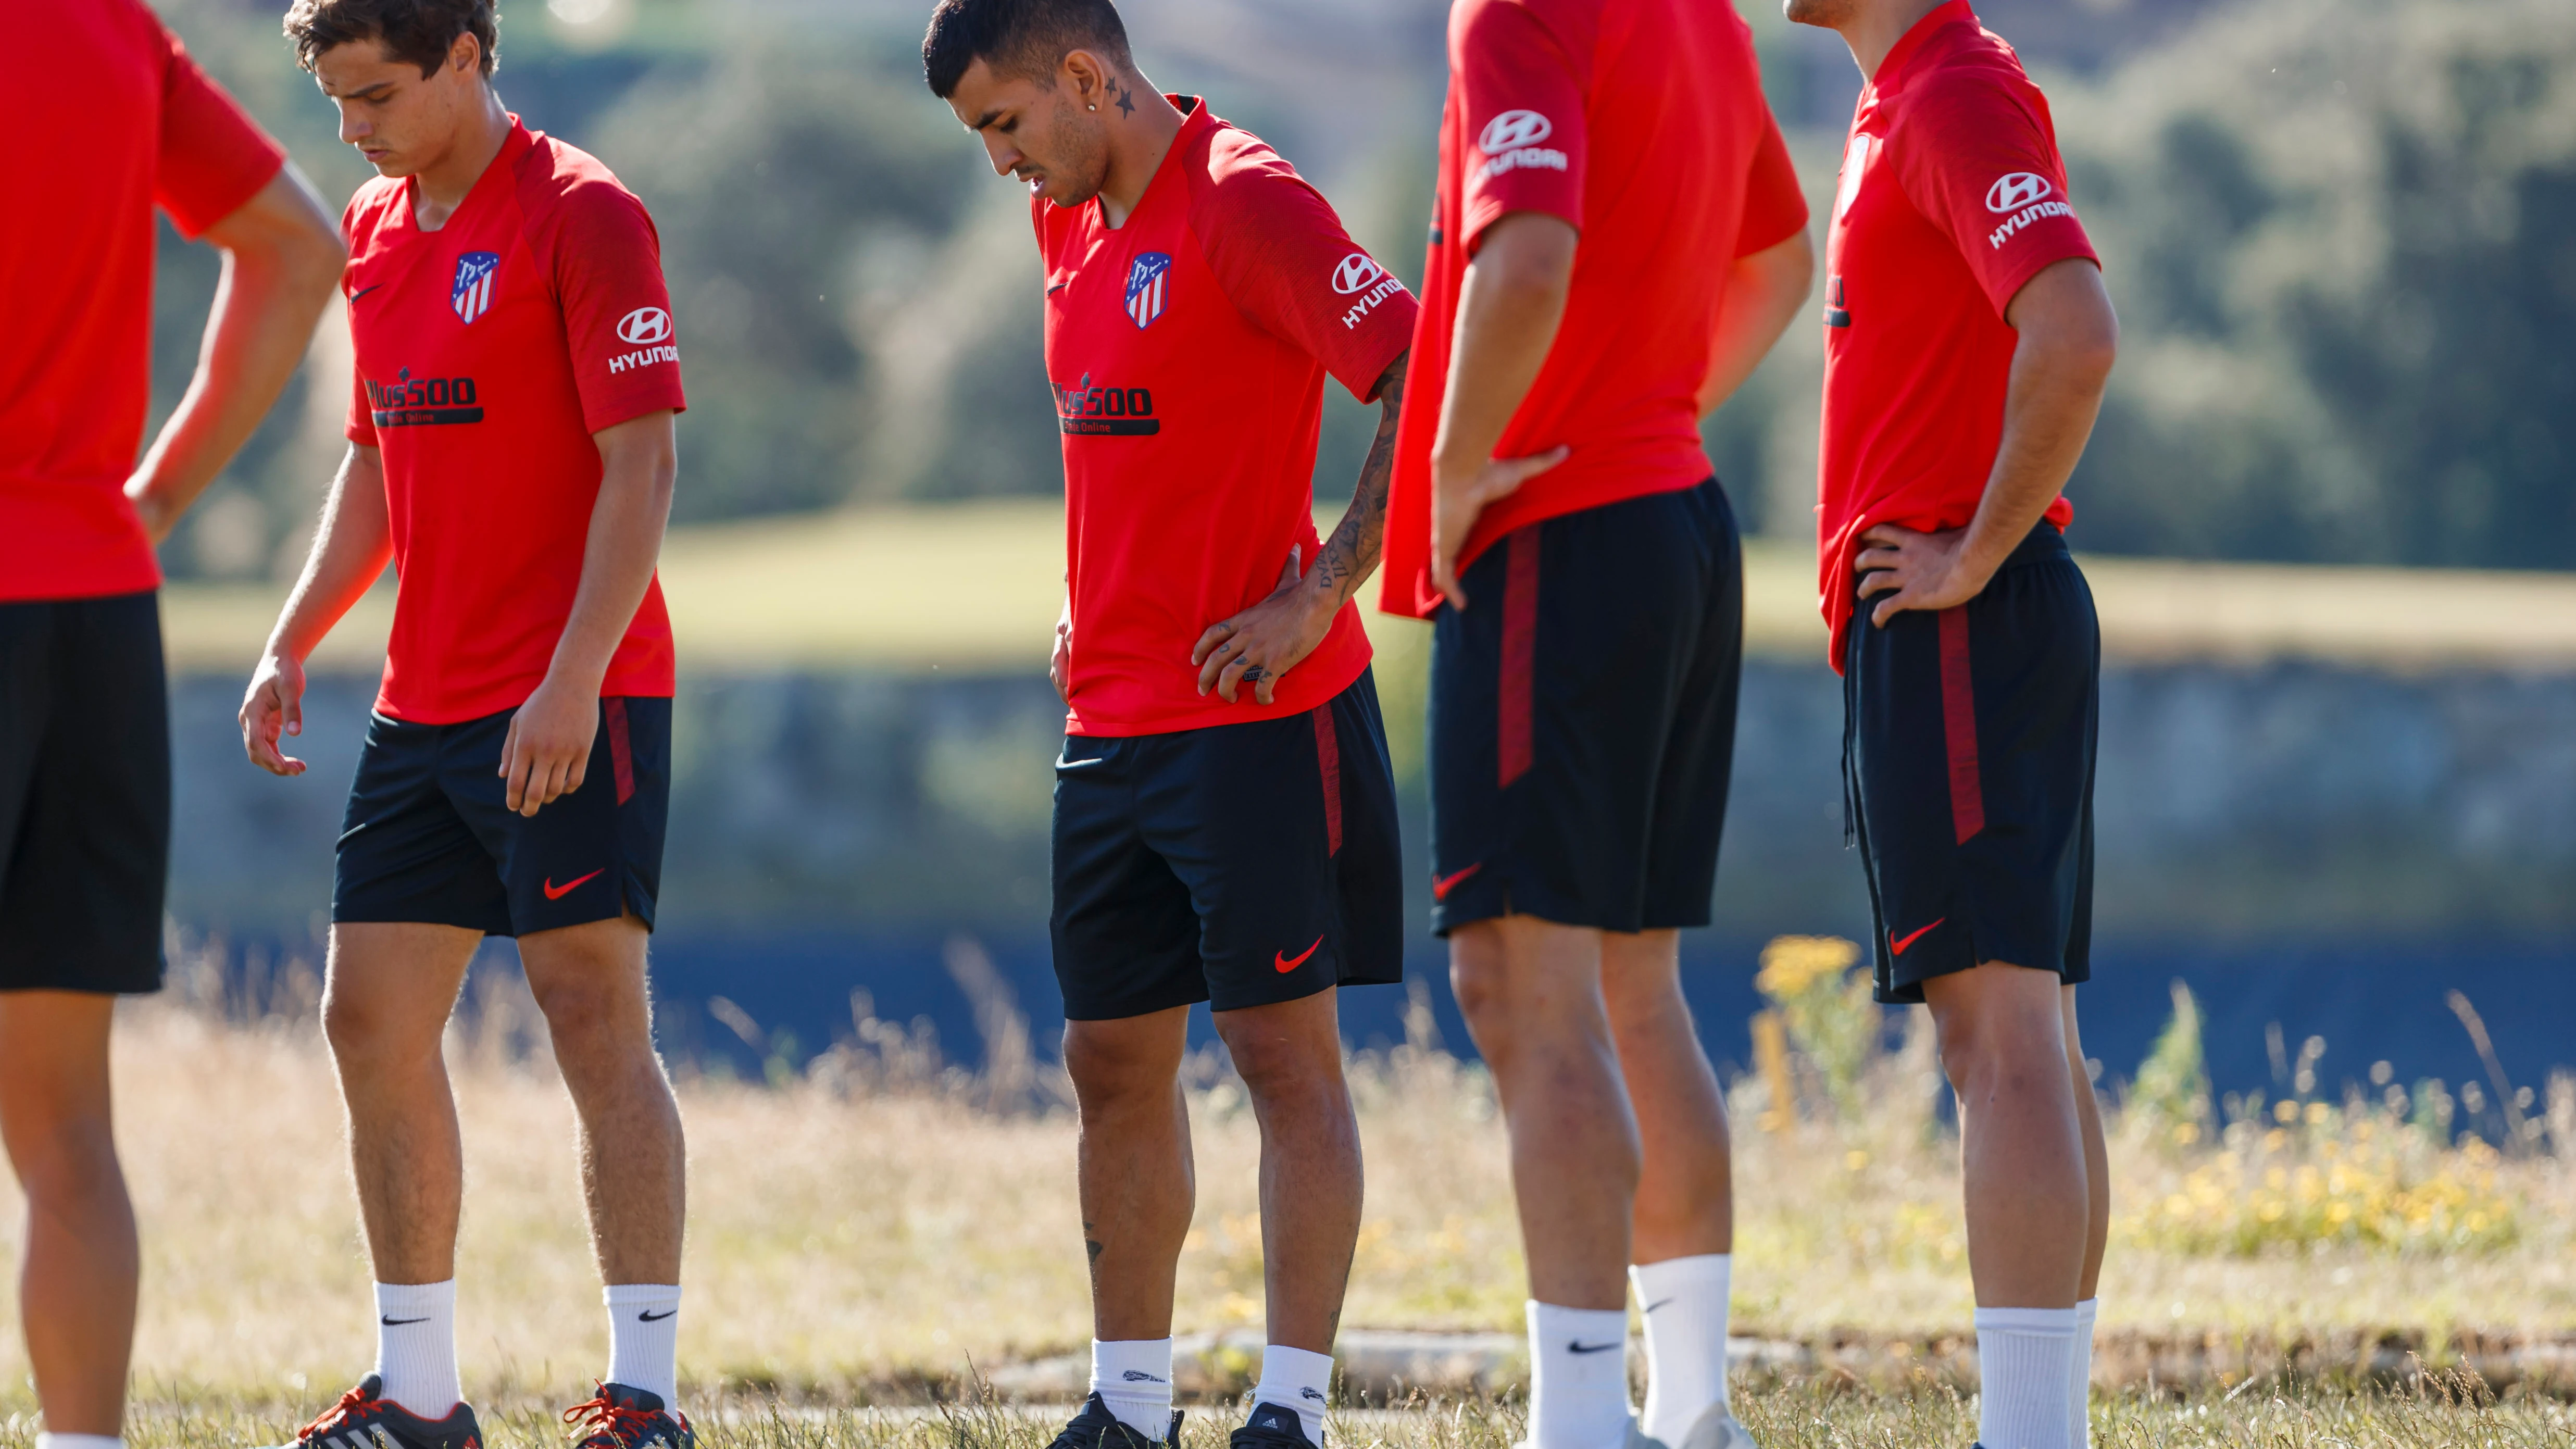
[1125,253,1171,330]
[451,252,501,326]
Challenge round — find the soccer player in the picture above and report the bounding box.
[3,11,341,1449]
[923,3,1415,1446]
[1786,1,2119,1446]
[1376,0,1814,1446]
[241,4,693,1447]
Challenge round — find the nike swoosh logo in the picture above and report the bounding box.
[1568,1340,1621,1354]
[1890,918,1945,957]
[1047,283,1068,295]
[638,1308,677,1322]
[1642,1297,1675,1314]
[349,285,381,301]
[1431,863,1481,901]
[543,868,606,900]
[381,1316,431,1326]
[1054,755,1105,769]
[1275,936,1322,973]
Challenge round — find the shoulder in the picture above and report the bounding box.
[1890,42,2047,142]
[1183,118,1320,227]
[512,132,657,239]
[1452,0,1599,59]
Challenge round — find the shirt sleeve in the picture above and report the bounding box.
[1734,109,1809,257]
[1191,157,1417,404]
[1454,0,1595,251]
[544,180,687,433]
[345,357,376,446]
[1892,67,2096,317]
[154,27,287,239]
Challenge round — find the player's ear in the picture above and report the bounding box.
[1061,48,1106,113]
[449,30,481,80]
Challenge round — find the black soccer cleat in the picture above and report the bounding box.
[1049,1392,1182,1449]
[564,1382,694,1449]
[274,1375,482,1449]
[1232,1400,1320,1449]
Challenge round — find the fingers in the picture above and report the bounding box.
[1198,630,1245,696]
[1253,668,1277,706]
[1193,622,1234,670]
[1276,545,1302,592]
[1856,569,1900,599]
[501,716,532,813]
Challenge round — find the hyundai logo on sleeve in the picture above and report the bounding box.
[1478,109,1554,154]
[1332,253,1386,295]
[451,252,500,325]
[1984,172,2054,213]
[617,307,673,345]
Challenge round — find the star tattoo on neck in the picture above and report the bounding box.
[1114,84,1136,118]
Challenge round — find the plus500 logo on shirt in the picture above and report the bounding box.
[1474,110,1568,183]
[365,370,483,427]
[1053,373,1160,436]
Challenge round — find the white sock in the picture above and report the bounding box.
[1527,1302,1632,1449]
[373,1280,462,1417]
[38,1434,126,1449]
[1630,1255,1731,1443]
[1250,1343,1334,1442]
[1091,1338,1175,1441]
[1973,1306,2079,1449]
[2069,1299,2097,1448]
[604,1284,681,1406]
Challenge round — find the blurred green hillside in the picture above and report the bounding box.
[143,0,2576,581]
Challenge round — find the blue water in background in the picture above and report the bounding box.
[628,927,2576,1116]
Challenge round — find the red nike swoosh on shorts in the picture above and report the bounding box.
[1275,936,1322,973]
[543,868,606,901]
[1431,863,1482,901]
[1890,918,1945,957]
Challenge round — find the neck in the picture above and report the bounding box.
[1095,82,1187,229]
[412,85,514,229]
[1841,0,1949,82]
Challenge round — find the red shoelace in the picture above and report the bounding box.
[563,1384,684,1446]
[298,1383,384,1442]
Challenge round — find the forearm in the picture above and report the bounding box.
[1697,233,1814,416]
[1431,217,1574,477]
[267,451,392,663]
[1307,352,1408,610]
[130,169,344,539]
[546,419,677,692]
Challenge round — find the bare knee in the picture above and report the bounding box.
[5,1107,125,1211]
[321,980,442,1068]
[529,971,654,1076]
[1448,938,1517,1058]
[1219,1023,1341,1110]
[1064,1025,1180,1111]
[1933,998,2066,1102]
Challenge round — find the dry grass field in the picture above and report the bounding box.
[3,940,2572,1446]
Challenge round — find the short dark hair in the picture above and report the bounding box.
[284,0,500,79]
[922,0,1131,99]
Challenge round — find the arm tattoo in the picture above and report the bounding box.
[1312,351,1407,604]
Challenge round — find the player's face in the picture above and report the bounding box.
[945,56,1109,208]
[312,34,487,178]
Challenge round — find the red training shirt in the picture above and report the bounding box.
[343,120,685,723]
[1038,98,1416,736]
[1379,0,1809,620]
[1,0,284,603]
[1815,1,2096,668]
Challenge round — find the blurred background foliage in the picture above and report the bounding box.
[144,0,2575,579]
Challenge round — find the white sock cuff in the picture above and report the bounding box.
[377,1280,457,1315]
[2074,1298,2098,1329]
[1629,1252,1731,1301]
[38,1434,126,1449]
[1530,1300,1631,1342]
[1255,1343,1334,1392]
[1973,1305,2080,1336]
[605,1283,682,1310]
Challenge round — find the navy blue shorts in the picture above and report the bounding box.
[1844,523,2097,1004]
[1428,479,1743,936]
[0,591,168,994]
[1051,669,1404,1020]
[333,697,670,938]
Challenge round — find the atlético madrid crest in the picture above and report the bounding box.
[1125,252,1171,330]
[452,252,500,325]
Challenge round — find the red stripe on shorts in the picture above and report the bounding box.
[1499,527,1540,788]
[606,697,636,806]
[1311,704,1343,857]
[1936,607,1984,844]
